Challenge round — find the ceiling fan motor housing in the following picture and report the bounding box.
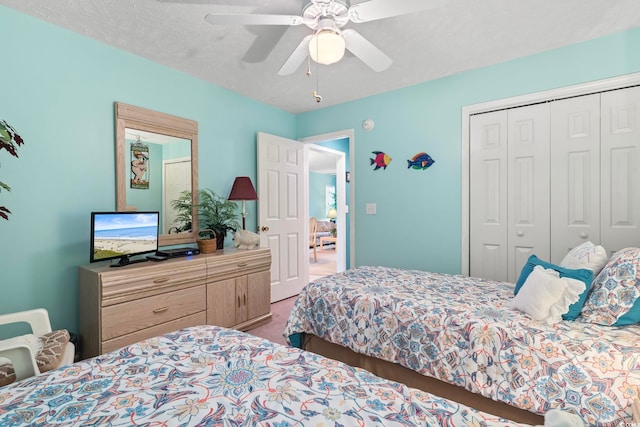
[302,0,349,30]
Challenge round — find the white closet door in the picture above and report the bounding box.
[470,110,508,281]
[550,94,601,263]
[507,103,550,282]
[601,86,640,254]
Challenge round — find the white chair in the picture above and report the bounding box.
[0,309,75,385]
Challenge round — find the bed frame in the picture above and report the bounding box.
[302,333,544,425]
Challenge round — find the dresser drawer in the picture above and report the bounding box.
[101,311,207,355]
[205,249,271,281]
[100,257,207,305]
[102,285,206,341]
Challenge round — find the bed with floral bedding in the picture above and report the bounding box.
[283,262,640,427]
[0,325,530,426]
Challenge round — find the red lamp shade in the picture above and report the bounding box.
[228,177,257,230]
[228,177,257,201]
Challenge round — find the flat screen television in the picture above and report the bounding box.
[90,211,159,267]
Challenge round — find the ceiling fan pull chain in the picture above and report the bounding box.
[313,42,322,104]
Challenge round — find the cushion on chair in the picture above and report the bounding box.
[0,329,70,387]
[0,358,16,387]
[36,329,71,373]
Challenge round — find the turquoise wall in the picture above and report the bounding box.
[309,173,336,219]
[297,27,640,273]
[0,7,295,334]
[2,4,640,336]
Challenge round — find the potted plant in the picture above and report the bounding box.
[171,188,240,250]
[0,120,25,221]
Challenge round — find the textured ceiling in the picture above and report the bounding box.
[2,0,640,113]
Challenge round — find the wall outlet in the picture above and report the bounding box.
[366,203,377,215]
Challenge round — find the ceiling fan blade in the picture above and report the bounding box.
[242,26,289,63]
[278,35,312,76]
[342,29,392,72]
[348,0,446,23]
[204,13,303,26]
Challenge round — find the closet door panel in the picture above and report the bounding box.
[507,103,550,282]
[470,111,508,281]
[601,86,640,254]
[550,94,601,263]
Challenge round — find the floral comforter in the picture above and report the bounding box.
[0,325,526,426]
[284,266,640,426]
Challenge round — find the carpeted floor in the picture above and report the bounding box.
[247,249,336,345]
[247,295,298,345]
[310,247,336,281]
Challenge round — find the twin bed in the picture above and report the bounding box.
[2,247,638,425]
[283,264,640,427]
[0,325,530,426]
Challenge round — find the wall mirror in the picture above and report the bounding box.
[115,102,198,247]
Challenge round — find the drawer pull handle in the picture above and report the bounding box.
[153,306,169,314]
[237,296,241,308]
[237,263,248,267]
[244,294,247,305]
[153,277,170,284]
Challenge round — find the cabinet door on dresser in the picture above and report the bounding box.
[206,270,271,329]
[246,270,271,322]
[205,248,272,330]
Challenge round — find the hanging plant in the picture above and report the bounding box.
[0,120,25,220]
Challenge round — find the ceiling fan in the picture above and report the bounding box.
[203,0,445,76]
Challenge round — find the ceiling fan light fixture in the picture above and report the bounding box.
[309,29,345,65]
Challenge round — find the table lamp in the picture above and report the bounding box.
[327,208,337,222]
[228,176,258,230]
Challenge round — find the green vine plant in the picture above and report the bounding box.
[0,120,25,220]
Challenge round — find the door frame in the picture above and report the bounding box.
[162,156,191,233]
[461,71,640,276]
[306,143,346,273]
[299,129,355,271]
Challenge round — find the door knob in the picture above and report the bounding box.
[260,226,270,232]
[579,232,588,238]
[516,231,524,237]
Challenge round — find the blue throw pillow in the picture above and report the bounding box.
[514,255,594,321]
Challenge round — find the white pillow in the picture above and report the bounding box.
[509,265,585,324]
[560,241,608,275]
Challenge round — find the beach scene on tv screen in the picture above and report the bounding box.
[93,213,158,260]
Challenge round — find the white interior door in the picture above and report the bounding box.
[601,86,640,254]
[163,158,191,233]
[469,110,508,281]
[257,132,307,302]
[550,94,601,263]
[507,103,550,282]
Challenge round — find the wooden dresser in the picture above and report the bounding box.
[78,248,271,359]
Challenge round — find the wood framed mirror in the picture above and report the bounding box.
[115,102,198,247]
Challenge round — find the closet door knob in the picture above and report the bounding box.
[580,232,588,238]
[516,231,524,237]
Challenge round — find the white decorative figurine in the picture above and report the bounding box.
[233,230,260,249]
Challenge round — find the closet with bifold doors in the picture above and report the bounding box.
[470,85,640,283]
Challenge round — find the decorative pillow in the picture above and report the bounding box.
[36,329,70,373]
[580,247,640,326]
[0,357,16,387]
[560,241,608,276]
[514,255,594,320]
[509,265,585,324]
